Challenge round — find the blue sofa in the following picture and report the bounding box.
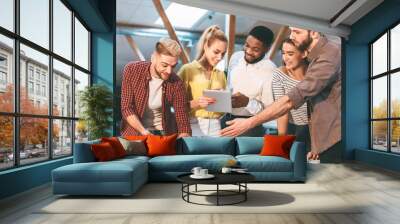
[52,137,306,196]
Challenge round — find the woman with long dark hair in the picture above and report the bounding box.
[272,38,310,150]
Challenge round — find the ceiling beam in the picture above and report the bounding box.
[152,0,190,64]
[267,26,290,60]
[125,35,146,61]
[171,0,351,37]
[330,0,368,27]
[336,0,383,26]
[117,22,202,35]
[117,22,248,43]
[225,15,236,69]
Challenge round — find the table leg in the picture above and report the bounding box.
[245,183,247,201]
[181,184,183,200]
[187,184,190,202]
[217,184,219,206]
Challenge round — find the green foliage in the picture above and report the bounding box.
[79,84,113,140]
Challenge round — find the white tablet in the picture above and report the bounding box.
[203,89,232,113]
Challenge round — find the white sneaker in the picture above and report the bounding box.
[308,159,320,164]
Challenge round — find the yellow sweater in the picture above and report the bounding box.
[178,60,227,118]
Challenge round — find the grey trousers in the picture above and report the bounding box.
[320,141,343,163]
[287,123,311,153]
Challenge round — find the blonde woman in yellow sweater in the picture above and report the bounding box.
[178,25,228,136]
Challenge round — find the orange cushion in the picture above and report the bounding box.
[260,135,296,159]
[101,137,127,158]
[91,142,118,161]
[146,134,178,157]
[124,135,148,141]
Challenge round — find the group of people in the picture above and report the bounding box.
[120,25,341,162]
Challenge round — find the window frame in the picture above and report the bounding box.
[0,53,7,68]
[0,0,92,171]
[0,53,7,88]
[370,20,400,154]
[0,71,7,85]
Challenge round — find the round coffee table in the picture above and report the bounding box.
[177,173,255,206]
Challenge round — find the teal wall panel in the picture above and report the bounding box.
[92,33,114,89]
[345,0,400,170]
[355,149,400,172]
[0,158,72,199]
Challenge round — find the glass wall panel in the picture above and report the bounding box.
[372,121,388,152]
[20,44,49,115]
[74,18,89,70]
[53,59,72,117]
[75,120,88,143]
[20,0,49,49]
[0,34,14,113]
[53,0,72,60]
[53,119,72,157]
[372,77,387,119]
[0,116,13,170]
[372,33,387,77]
[390,24,400,70]
[391,120,400,153]
[74,69,89,118]
[20,117,49,165]
[391,72,400,118]
[0,0,14,31]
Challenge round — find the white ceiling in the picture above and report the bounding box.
[116,0,383,83]
[227,0,353,22]
[117,0,161,27]
[116,0,283,35]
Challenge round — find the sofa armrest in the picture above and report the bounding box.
[289,141,306,181]
[73,140,100,163]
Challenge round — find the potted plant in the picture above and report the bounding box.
[79,84,113,140]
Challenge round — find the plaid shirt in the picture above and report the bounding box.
[120,61,191,136]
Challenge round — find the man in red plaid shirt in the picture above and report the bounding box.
[120,38,191,137]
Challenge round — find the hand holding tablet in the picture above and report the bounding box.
[203,89,232,113]
[197,96,216,108]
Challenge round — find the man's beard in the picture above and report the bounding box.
[152,66,165,80]
[297,33,313,51]
[244,53,265,64]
